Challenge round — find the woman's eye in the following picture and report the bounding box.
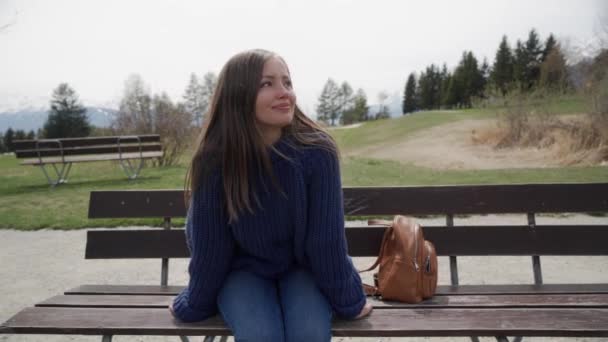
[284,80,293,88]
[261,81,272,88]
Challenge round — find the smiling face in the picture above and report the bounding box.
[255,56,296,143]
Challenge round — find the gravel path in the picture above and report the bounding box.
[1,214,607,342]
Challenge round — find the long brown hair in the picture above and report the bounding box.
[186,49,338,223]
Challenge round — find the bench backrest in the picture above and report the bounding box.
[13,135,162,159]
[86,183,608,259]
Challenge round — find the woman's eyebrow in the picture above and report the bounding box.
[261,74,290,79]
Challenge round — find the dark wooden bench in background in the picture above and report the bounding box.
[1,183,608,342]
[13,135,163,186]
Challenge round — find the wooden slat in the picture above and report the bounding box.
[16,143,162,158]
[13,135,160,150]
[85,225,608,259]
[66,285,184,295]
[87,183,608,219]
[88,191,185,218]
[64,284,608,296]
[343,183,608,214]
[2,307,607,337]
[349,225,608,256]
[20,151,163,165]
[36,294,608,309]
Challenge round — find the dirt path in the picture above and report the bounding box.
[348,119,566,170]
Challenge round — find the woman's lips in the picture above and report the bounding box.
[272,104,292,111]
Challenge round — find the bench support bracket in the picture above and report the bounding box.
[38,162,73,187]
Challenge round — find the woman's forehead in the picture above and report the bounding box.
[262,56,290,76]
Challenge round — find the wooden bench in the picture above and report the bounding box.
[1,183,608,342]
[13,135,163,186]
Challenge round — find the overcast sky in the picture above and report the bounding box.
[0,0,605,114]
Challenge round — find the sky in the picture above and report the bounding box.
[0,0,605,115]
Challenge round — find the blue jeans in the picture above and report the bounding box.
[217,267,333,342]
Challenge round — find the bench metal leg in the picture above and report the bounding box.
[179,336,190,342]
[496,337,509,342]
[119,158,145,180]
[102,335,112,342]
[469,337,480,342]
[39,162,72,186]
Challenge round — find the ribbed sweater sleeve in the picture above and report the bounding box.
[305,146,366,319]
[172,173,235,322]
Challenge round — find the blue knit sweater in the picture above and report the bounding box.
[172,134,366,322]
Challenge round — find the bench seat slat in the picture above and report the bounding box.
[37,294,608,309]
[13,135,161,150]
[16,144,162,159]
[2,307,607,337]
[85,226,608,259]
[65,283,608,296]
[21,151,163,165]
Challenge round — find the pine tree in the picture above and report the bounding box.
[542,34,557,62]
[0,132,4,153]
[315,79,340,125]
[43,83,91,138]
[3,128,14,152]
[491,35,515,96]
[524,29,544,88]
[513,40,528,89]
[403,73,417,114]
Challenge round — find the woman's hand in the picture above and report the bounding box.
[168,303,175,317]
[354,301,373,319]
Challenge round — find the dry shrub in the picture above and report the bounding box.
[489,82,608,165]
[495,90,558,149]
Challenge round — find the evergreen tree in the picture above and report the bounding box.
[402,73,417,114]
[26,130,35,139]
[3,128,14,152]
[417,65,442,110]
[491,35,515,96]
[524,29,544,88]
[0,133,4,153]
[182,73,204,126]
[513,40,528,88]
[445,51,484,108]
[542,34,557,62]
[440,64,452,107]
[315,79,341,125]
[43,83,91,138]
[14,130,26,141]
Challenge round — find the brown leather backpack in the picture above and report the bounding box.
[360,215,438,303]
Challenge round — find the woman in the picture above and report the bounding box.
[170,49,372,341]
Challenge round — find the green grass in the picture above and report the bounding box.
[1,95,605,230]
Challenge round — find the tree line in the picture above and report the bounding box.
[403,29,568,114]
